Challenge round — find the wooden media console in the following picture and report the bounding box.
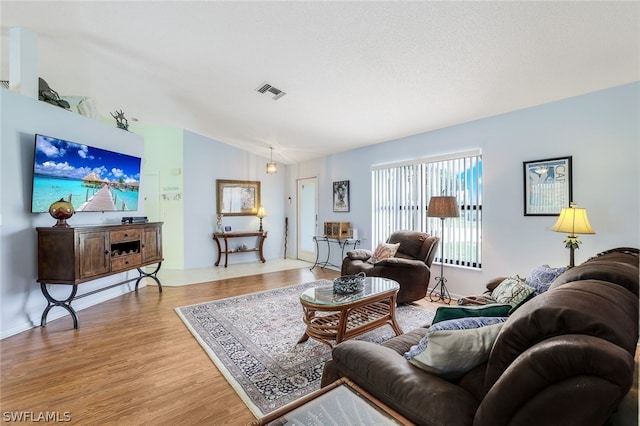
[36,222,163,329]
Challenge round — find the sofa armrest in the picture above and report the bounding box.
[476,335,634,426]
[331,340,479,425]
[346,249,372,261]
[485,276,509,293]
[374,257,426,268]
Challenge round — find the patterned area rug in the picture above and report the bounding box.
[175,280,435,417]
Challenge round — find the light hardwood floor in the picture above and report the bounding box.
[0,267,441,425]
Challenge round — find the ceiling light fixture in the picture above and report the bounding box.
[266,147,277,175]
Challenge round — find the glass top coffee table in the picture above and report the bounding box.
[250,377,412,425]
[297,277,402,348]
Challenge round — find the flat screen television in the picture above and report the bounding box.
[31,134,142,213]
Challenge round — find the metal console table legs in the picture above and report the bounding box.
[310,236,360,270]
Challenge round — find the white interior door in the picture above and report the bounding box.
[297,177,317,262]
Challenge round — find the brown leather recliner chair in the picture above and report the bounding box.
[341,230,439,304]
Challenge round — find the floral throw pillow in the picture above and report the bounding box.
[491,275,536,308]
[525,265,567,294]
[367,242,400,264]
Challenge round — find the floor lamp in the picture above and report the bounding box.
[427,195,459,304]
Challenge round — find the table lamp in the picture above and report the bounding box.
[426,195,459,304]
[257,206,267,232]
[551,202,595,268]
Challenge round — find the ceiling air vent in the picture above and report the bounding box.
[255,81,286,100]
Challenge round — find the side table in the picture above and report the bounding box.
[311,235,360,270]
[212,231,267,267]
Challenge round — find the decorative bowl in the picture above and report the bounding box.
[333,272,366,295]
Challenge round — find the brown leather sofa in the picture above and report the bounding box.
[341,230,439,304]
[322,248,639,425]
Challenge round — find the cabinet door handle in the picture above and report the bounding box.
[105,250,110,255]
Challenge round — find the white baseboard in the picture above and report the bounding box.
[1,283,136,339]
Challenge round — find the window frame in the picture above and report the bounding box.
[371,150,482,269]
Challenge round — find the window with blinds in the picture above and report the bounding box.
[371,150,482,269]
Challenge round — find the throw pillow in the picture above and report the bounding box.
[491,276,536,308]
[367,242,400,264]
[525,264,568,294]
[404,316,508,380]
[432,304,512,325]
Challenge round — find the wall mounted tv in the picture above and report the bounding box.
[31,134,142,213]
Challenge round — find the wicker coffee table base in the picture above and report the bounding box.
[298,290,402,348]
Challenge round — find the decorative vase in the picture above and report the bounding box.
[49,198,74,228]
[216,214,224,233]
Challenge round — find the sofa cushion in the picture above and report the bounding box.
[484,280,639,391]
[404,316,508,380]
[491,276,535,308]
[549,261,639,296]
[367,242,400,264]
[330,340,481,425]
[381,326,429,354]
[525,264,567,294]
[432,304,512,324]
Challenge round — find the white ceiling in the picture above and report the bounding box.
[2,1,639,164]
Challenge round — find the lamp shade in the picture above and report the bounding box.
[266,147,277,174]
[266,162,277,174]
[256,206,267,218]
[427,196,459,218]
[551,203,595,235]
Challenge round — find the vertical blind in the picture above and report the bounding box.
[371,150,482,269]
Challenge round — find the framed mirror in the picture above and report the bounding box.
[216,179,261,216]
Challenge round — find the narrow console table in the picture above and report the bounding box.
[213,231,268,267]
[36,222,163,329]
[311,235,360,270]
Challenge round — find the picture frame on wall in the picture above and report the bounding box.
[523,156,572,216]
[216,179,261,216]
[333,180,350,212]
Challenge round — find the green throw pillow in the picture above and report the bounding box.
[432,304,512,325]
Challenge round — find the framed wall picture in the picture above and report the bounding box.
[523,156,572,216]
[333,180,350,212]
[216,179,261,216]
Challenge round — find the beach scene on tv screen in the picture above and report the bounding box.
[32,135,142,212]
